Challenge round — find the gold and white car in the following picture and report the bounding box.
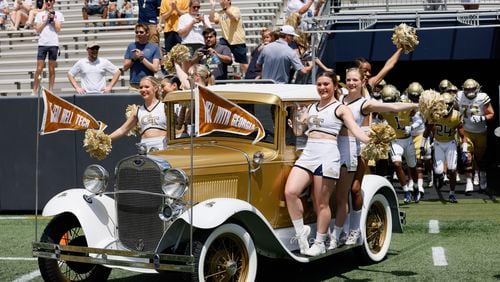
[33,83,404,281]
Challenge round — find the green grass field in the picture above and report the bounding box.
[1,199,499,281]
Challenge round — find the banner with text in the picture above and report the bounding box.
[195,85,265,144]
[40,88,105,135]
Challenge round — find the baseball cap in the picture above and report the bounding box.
[86,41,100,49]
[280,25,299,37]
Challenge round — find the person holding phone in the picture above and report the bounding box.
[177,0,211,55]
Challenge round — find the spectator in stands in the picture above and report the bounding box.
[23,0,44,30]
[209,0,248,75]
[191,28,232,80]
[108,0,134,26]
[109,76,168,152]
[10,0,32,30]
[67,41,121,94]
[0,0,10,30]
[293,32,333,84]
[462,0,480,10]
[178,0,211,55]
[286,0,325,30]
[82,0,108,26]
[33,0,64,93]
[122,23,161,89]
[137,0,162,45]
[160,0,188,54]
[245,28,275,80]
[256,25,311,84]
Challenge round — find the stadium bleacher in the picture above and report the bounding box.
[0,0,285,96]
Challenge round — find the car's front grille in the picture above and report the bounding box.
[116,156,164,252]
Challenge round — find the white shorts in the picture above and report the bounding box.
[434,140,458,173]
[339,136,359,172]
[295,139,340,179]
[390,136,417,168]
[140,136,167,152]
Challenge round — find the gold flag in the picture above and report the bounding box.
[195,85,265,144]
[40,88,106,135]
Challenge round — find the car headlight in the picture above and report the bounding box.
[162,169,188,199]
[83,165,109,194]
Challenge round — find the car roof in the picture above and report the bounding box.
[205,83,318,101]
[164,83,319,102]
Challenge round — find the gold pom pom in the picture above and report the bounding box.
[419,90,447,123]
[163,44,191,73]
[83,129,112,160]
[125,104,140,137]
[391,23,419,54]
[361,124,396,161]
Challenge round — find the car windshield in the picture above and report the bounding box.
[171,102,276,144]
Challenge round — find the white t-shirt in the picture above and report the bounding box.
[68,57,119,93]
[177,14,211,44]
[35,10,64,46]
[0,0,8,10]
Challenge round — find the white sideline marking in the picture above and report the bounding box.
[12,270,40,282]
[0,257,37,261]
[429,220,440,234]
[432,247,448,266]
[0,216,30,220]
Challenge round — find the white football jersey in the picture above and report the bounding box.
[456,91,490,133]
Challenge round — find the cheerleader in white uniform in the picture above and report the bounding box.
[110,76,167,152]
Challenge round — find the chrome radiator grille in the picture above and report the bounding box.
[116,156,164,252]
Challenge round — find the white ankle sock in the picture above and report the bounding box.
[333,225,343,239]
[292,218,304,234]
[315,232,327,243]
[350,210,362,231]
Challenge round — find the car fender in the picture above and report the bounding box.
[42,188,118,248]
[361,174,403,233]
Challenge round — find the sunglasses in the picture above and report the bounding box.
[135,30,146,35]
[89,46,99,51]
[192,5,200,9]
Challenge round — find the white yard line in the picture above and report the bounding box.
[12,270,41,282]
[429,219,440,234]
[432,247,448,266]
[0,216,30,220]
[0,257,37,261]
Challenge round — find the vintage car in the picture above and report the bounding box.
[33,83,404,281]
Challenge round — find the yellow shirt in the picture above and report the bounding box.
[431,110,462,143]
[213,6,246,45]
[160,0,189,32]
[380,111,413,139]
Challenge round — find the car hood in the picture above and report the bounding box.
[150,141,276,170]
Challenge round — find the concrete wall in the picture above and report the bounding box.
[0,94,143,211]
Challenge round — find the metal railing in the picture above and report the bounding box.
[330,0,500,13]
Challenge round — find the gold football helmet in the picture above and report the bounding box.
[381,84,400,103]
[441,92,455,115]
[406,82,424,103]
[446,84,458,94]
[462,78,480,99]
[439,79,451,93]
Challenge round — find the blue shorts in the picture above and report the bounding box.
[219,38,248,64]
[37,46,59,61]
[85,5,105,15]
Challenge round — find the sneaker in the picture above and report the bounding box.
[456,174,461,182]
[414,190,422,203]
[304,240,326,256]
[345,229,361,245]
[291,226,311,255]
[473,172,479,186]
[465,181,473,195]
[404,191,412,204]
[448,194,458,203]
[328,232,346,250]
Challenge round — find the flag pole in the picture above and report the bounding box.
[34,76,42,241]
[188,77,195,258]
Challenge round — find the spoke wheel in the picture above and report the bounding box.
[358,193,393,263]
[38,213,111,281]
[192,224,257,282]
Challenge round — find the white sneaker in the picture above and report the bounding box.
[443,174,449,184]
[465,181,473,193]
[328,232,346,250]
[456,174,461,182]
[304,240,326,256]
[473,172,479,186]
[345,229,361,245]
[291,226,311,255]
